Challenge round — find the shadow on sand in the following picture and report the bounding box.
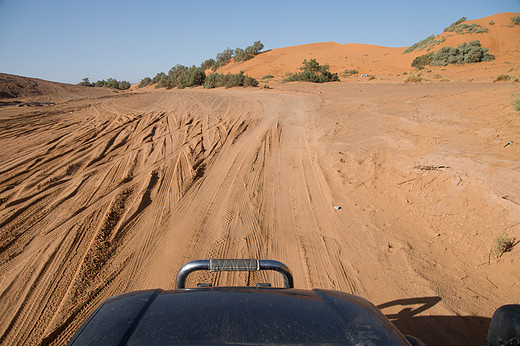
[378,297,491,346]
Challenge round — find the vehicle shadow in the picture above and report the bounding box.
[377,297,491,346]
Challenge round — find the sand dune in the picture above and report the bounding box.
[0,11,519,346]
[217,12,520,82]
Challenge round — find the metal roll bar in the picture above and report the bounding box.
[175,259,294,289]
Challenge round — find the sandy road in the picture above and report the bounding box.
[0,83,518,345]
[0,89,361,344]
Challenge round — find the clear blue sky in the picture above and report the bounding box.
[0,0,518,84]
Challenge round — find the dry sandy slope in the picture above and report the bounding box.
[0,81,519,345]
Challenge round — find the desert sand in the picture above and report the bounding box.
[0,12,519,346]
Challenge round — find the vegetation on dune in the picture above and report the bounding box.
[411,53,433,69]
[404,35,446,54]
[203,71,258,89]
[444,17,488,34]
[493,74,519,83]
[212,41,264,71]
[411,40,494,68]
[138,41,264,90]
[404,74,422,83]
[341,69,359,77]
[284,59,339,83]
[405,16,489,55]
[492,233,517,258]
[444,17,467,31]
[511,16,520,25]
[78,77,131,90]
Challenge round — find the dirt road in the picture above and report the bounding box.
[0,83,518,345]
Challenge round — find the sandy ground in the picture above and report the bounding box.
[0,78,519,345]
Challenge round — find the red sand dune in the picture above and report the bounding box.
[216,12,520,82]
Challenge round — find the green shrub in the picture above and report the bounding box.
[152,72,166,84]
[95,80,106,87]
[443,17,488,34]
[139,77,152,88]
[404,35,445,54]
[511,16,520,25]
[404,74,422,83]
[444,17,467,32]
[118,81,131,90]
[262,75,274,80]
[411,53,433,69]
[92,78,131,90]
[284,59,340,83]
[201,59,215,70]
[489,20,495,26]
[341,69,359,77]
[78,77,93,87]
[204,71,258,89]
[428,40,494,66]
[493,233,516,258]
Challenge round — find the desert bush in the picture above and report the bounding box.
[262,75,274,80]
[284,59,340,83]
[95,80,106,87]
[251,41,264,55]
[201,59,215,70]
[444,17,488,34]
[411,53,433,69]
[204,71,258,89]
[152,72,166,84]
[404,35,446,54]
[78,77,93,87]
[139,77,152,88]
[492,233,516,258]
[444,17,467,32]
[178,66,206,89]
[426,40,494,66]
[511,16,520,25]
[341,69,359,77]
[489,20,495,26]
[404,74,422,83]
[92,78,131,90]
[494,74,519,82]
[118,81,131,90]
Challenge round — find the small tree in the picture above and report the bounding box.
[78,77,93,87]
[252,41,264,54]
[201,58,215,70]
[139,77,152,88]
[118,81,131,90]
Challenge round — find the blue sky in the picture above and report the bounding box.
[0,0,518,84]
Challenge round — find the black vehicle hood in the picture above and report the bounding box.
[69,287,411,345]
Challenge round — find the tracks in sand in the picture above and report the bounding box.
[0,89,360,344]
